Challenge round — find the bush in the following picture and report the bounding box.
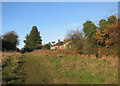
[23,47,33,52]
[43,44,50,50]
[34,44,43,50]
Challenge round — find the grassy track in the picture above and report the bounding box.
[23,53,118,84]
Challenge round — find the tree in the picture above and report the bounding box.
[2,31,19,51]
[99,19,107,32]
[65,29,98,56]
[94,21,119,48]
[65,29,84,50]
[107,15,117,25]
[98,15,117,32]
[83,21,97,38]
[34,44,43,50]
[24,34,30,48]
[24,26,42,49]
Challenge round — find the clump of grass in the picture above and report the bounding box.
[2,52,25,85]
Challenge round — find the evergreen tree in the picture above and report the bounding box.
[24,26,42,49]
[24,34,30,48]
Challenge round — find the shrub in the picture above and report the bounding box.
[43,44,50,50]
[23,47,33,52]
[34,44,43,50]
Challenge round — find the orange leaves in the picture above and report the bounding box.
[94,21,119,47]
[103,29,108,34]
[106,22,119,43]
[94,31,105,45]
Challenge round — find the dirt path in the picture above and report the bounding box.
[23,54,53,84]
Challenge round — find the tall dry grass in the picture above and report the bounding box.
[2,51,21,63]
[30,50,118,70]
[30,49,77,56]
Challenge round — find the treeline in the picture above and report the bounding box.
[1,26,50,52]
[65,15,119,57]
[1,15,119,56]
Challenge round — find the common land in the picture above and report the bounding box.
[2,50,118,84]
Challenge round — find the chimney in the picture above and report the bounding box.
[58,39,60,43]
[64,39,65,42]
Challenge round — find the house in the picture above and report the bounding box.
[50,39,71,50]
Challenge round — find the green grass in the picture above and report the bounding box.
[23,54,118,84]
[2,55,25,84]
[2,52,118,84]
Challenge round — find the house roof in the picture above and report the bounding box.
[50,41,72,48]
[51,41,64,47]
[54,41,64,46]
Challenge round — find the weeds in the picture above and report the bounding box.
[2,53,24,85]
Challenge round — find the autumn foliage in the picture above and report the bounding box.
[65,15,119,57]
[94,21,119,48]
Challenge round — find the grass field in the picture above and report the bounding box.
[2,50,118,84]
